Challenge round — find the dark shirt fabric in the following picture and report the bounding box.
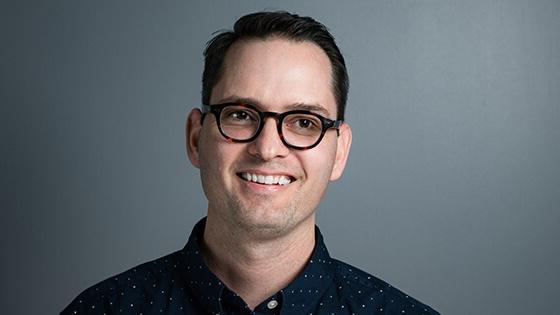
[62,218,440,315]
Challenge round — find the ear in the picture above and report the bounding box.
[186,108,203,168]
[329,123,352,181]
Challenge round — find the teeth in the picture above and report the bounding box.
[278,177,290,185]
[240,172,292,185]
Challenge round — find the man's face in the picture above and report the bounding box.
[187,38,351,237]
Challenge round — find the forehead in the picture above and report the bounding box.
[211,37,337,117]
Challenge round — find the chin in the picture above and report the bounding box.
[230,208,291,233]
[234,208,314,238]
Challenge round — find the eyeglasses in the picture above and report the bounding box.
[201,103,343,150]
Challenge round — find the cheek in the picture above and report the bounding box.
[200,145,227,175]
[198,129,225,175]
[198,130,243,175]
[300,142,338,182]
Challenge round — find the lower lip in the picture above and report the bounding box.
[238,176,292,192]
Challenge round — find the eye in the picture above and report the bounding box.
[295,118,315,129]
[284,114,322,135]
[229,110,251,121]
[221,106,259,125]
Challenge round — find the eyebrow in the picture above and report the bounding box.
[284,103,330,116]
[218,96,332,117]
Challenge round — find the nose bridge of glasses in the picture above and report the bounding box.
[258,111,284,138]
[245,110,292,158]
[261,110,283,121]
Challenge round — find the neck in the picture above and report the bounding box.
[201,214,316,310]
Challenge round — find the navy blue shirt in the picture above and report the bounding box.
[62,218,440,314]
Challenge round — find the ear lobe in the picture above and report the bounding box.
[330,123,352,181]
[186,108,203,168]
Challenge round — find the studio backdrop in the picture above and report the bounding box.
[2,1,559,314]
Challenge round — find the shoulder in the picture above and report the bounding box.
[331,259,440,315]
[61,249,185,314]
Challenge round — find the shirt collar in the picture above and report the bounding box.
[180,217,336,314]
[179,218,224,314]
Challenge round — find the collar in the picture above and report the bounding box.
[180,217,336,314]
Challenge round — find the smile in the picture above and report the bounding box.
[238,172,294,186]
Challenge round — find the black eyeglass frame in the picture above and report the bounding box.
[201,102,343,150]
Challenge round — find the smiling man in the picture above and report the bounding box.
[63,11,439,315]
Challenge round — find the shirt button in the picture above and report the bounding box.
[267,300,278,309]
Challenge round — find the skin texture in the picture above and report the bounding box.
[186,37,352,309]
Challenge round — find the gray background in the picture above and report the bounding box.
[2,0,559,314]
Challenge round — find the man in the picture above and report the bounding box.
[63,11,439,315]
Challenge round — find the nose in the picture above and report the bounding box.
[247,117,290,160]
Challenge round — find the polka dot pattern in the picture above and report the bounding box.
[62,218,439,314]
